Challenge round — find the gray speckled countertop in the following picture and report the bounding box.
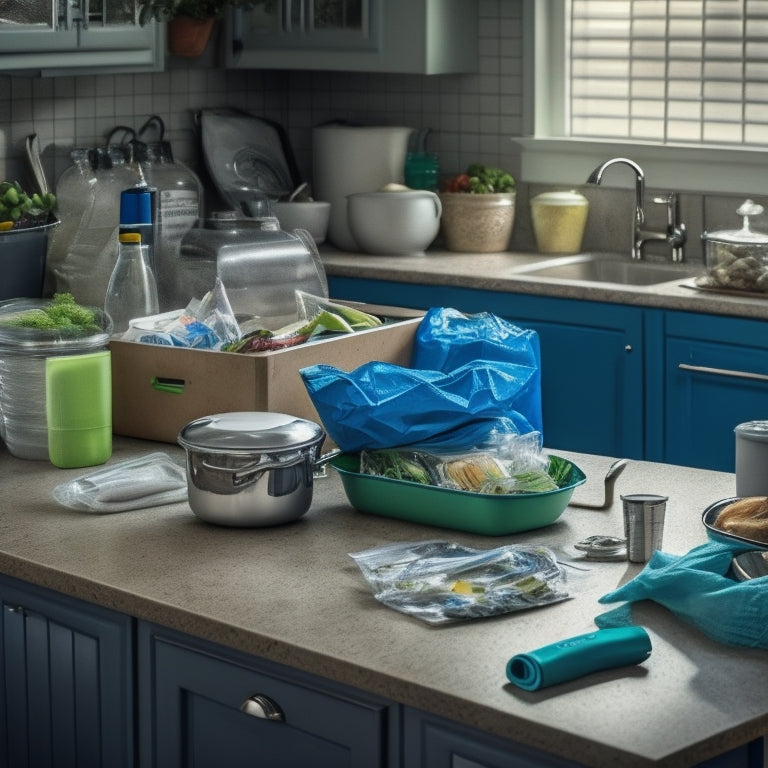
[2,438,767,767]
[320,247,768,320]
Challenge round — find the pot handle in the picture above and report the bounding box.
[202,450,307,481]
[201,447,342,483]
[314,448,343,469]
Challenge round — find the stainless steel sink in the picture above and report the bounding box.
[511,253,701,287]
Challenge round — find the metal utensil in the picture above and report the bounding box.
[569,458,629,510]
[288,182,310,201]
[732,550,768,581]
[25,133,49,196]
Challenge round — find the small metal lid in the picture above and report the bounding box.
[735,420,768,442]
[178,411,325,453]
[702,199,768,246]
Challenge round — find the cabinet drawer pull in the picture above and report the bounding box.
[678,363,768,383]
[240,694,285,721]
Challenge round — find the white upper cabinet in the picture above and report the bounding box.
[0,0,163,75]
[226,0,478,74]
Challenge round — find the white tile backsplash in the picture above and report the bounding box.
[0,1,523,198]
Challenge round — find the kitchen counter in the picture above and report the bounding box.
[320,247,768,321]
[1,438,767,767]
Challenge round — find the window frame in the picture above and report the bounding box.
[519,0,768,195]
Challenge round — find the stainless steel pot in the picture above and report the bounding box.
[177,412,327,527]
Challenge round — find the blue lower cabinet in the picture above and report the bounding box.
[403,707,763,768]
[329,277,644,460]
[403,707,583,768]
[660,311,768,471]
[137,622,397,768]
[0,575,134,768]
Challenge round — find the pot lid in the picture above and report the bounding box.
[178,411,325,453]
[703,199,768,245]
[531,189,588,206]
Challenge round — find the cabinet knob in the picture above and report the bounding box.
[240,694,285,721]
[625,345,632,352]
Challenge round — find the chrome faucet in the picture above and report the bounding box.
[587,157,687,262]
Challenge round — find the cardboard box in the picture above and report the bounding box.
[110,304,423,446]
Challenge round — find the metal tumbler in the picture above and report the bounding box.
[621,494,668,563]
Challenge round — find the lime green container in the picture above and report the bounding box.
[46,350,112,469]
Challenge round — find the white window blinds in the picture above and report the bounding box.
[568,0,768,147]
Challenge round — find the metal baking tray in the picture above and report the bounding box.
[329,453,586,536]
[702,497,768,549]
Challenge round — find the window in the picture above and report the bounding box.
[568,0,768,147]
[520,0,768,195]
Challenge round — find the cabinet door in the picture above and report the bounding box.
[227,0,478,74]
[235,0,377,52]
[327,277,644,459]
[403,707,581,768]
[0,0,163,74]
[402,707,763,768]
[138,622,395,768]
[662,311,768,471]
[0,575,134,768]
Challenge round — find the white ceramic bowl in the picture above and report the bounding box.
[272,201,331,245]
[347,190,442,256]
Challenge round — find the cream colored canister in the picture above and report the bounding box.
[531,190,589,254]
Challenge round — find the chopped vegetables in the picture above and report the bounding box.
[223,302,383,355]
[360,449,438,485]
[360,446,574,496]
[441,454,506,492]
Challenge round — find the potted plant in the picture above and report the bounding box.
[138,0,256,57]
[439,165,516,253]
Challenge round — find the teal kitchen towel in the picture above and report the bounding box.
[506,626,651,691]
[596,540,768,649]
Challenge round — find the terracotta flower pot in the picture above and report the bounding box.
[439,192,516,253]
[167,15,215,57]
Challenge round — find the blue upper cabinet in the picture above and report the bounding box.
[0,0,163,75]
[226,0,478,74]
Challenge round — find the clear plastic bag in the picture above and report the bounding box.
[359,431,564,495]
[349,540,570,624]
[52,452,187,513]
[120,277,240,348]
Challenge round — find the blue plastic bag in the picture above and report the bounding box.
[300,308,543,453]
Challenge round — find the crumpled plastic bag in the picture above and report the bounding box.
[595,539,768,649]
[349,540,569,625]
[300,308,542,453]
[52,452,187,513]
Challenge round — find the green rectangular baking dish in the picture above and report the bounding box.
[329,453,586,536]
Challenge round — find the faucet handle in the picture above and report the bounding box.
[652,192,686,261]
[652,192,681,226]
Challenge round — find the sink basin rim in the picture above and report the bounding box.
[511,252,702,287]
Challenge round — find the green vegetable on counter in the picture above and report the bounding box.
[546,455,574,487]
[465,164,516,194]
[0,181,56,230]
[360,449,438,485]
[1,293,99,332]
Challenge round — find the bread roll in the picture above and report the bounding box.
[714,497,768,543]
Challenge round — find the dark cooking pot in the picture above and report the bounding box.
[177,411,328,527]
